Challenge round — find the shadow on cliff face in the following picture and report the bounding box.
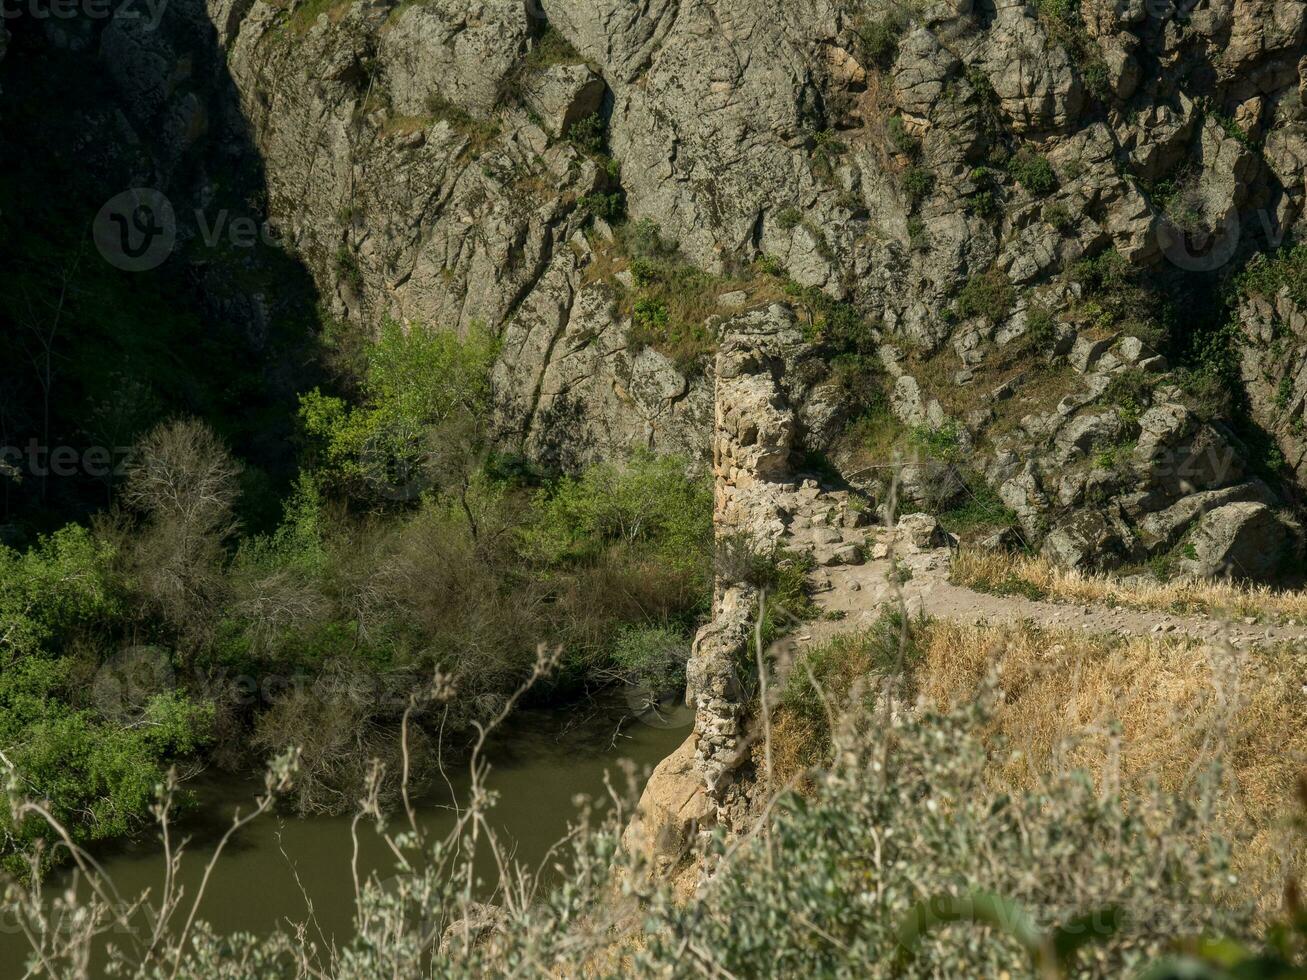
[0,0,323,536]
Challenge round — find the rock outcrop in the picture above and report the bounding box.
[1179,501,1301,580]
[1238,285,1307,488]
[26,0,1307,560]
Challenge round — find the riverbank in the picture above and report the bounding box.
[0,695,688,976]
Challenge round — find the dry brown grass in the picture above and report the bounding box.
[768,610,1307,911]
[377,114,430,139]
[952,545,1307,623]
[917,619,1307,908]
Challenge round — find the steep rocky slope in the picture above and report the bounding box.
[22,0,1307,570]
[223,0,1307,572]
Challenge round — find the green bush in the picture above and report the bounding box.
[1238,244,1307,308]
[524,453,711,576]
[1068,249,1171,348]
[1101,368,1153,424]
[1035,0,1076,21]
[912,419,965,463]
[618,222,720,373]
[1025,304,1059,351]
[1044,201,1074,231]
[1009,149,1058,195]
[334,244,364,290]
[1082,59,1112,102]
[938,478,1019,533]
[565,112,607,156]
[610,623,691,695]
[907,217,929,251]
[0,524,118,659]
[633,297,670,333]
[299,318,498,502]
[619,218,680,262]
[902,165,936,208]
[968,189,999,219]
[579,191,626,223]
[887,115,921,157]
[956,268,1015,323]
[857,8,912,68]
[0,653,212,875]
[781,609,923,754]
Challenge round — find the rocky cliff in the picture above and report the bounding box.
[219,0,1307,572]
[15,0,1307,570]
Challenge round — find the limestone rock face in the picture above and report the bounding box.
[378,2,529,116]
[1237,289,1307,488]
[1178,502,1300,580]
[522,63,607,139]
[621,735,713,876]
[43,0,1307,574]
[491,258,712,471]
[984,6,1085,133]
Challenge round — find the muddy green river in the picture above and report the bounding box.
[0,697,689,975]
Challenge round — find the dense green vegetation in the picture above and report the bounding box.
[0,311,713,864]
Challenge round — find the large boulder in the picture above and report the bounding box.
[1136,481,1277,552]
[1133,404,1243,497]
[1043,509,1123,571]
[622,735,714,875]
[1178,502,1297,580]
[1000,465,1052,542]
[897,512,946,551]
[523,63,607,139]
[1055,411,1126,463]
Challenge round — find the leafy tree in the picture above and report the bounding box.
[299,319,498,505]
[0,524,117,660]
[0,653,212,874]
[524,453,712,577]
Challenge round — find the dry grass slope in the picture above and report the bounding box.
[919,619,1307,908]
[774,613,1307,913]
[952,546,1307,623]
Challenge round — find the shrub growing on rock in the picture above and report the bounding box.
[955,268,1015,323]
[1009,148,1058,195]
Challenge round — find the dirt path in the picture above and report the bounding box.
[776,484,1307,651]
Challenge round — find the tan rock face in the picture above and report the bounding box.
[621,735,713,876]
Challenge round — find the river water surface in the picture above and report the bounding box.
[1,696,689,975]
